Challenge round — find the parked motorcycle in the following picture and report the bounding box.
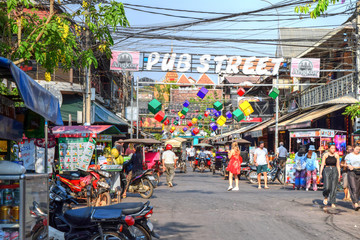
[49,183,159,240]
[57,167,112,207]
[144,159,163,187]
[247,159,284,184]
[29,201,48,240]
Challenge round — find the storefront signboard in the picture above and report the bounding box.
[97,135,112,142]
[110,51,140,71]
[291,58,320,78]
[320,129,335,138]
[290,130,319,138]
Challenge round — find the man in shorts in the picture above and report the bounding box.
[187,145,196,167]
[342,145,353,201]
[254,141,270,189]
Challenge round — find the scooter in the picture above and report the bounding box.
[49,183,159,240]
[247,159,284,184]
[118,162,156,199]
[193,156,211,173]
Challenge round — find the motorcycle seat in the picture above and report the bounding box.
[97,202,145,215]
[241,163,248,167]
[59,174,81,180]
[64,207,93,226]
[91,208,122,222]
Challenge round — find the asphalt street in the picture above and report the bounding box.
[123,164,360,240]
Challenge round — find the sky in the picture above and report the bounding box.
[112,0,353,82]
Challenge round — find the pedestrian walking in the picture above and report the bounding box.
[254,141,270,189]
[226,142,243,191]
[341,145,353,202]
[162,144,177,187]
[319,144,341,208]
[294,146,307,190]
[187,145,196,168]
[125,143,136,156]
[276,142,288,168]
[345,145,360,210]
[305,145,319,191]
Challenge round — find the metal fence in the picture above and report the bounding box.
[300,73,355,108]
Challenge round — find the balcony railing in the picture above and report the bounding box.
[300,73,355,108]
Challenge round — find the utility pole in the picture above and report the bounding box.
[130,74,134,138]
[84,2,91,126]
[136,76,139,139]
[275,74,279,151]
[355,0,360,100]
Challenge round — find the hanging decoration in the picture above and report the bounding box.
[232,109,245,122]
[210,122,218,131]
[216,116,226,126]
[237,87,246,97]
[268,87,280,99]
[154,111,165,122]
[197,87,209,99]
[225,111,232,119]
[148,99,162,114]
[183,100,190,107]
[239,101,254,116]
[213,101,223,111]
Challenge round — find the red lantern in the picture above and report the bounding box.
[163,118,170,125]
[154,111,165,122]
[181,115,185,119]
[192,127,199,135]
[237,88,246,97]
[187,121,193,127]
[204,111,209,117]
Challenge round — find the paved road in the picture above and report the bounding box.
[123,165,360,240]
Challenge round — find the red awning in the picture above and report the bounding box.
[52,125,121,138]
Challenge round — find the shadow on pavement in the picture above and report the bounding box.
[157,221,201,240]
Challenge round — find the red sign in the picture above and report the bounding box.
[240,117,262,123]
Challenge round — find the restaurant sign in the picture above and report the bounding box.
[290,129,335,138]
[110,51,140,71]
[291,58,320,78]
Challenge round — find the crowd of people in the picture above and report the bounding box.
[116,139,360,210]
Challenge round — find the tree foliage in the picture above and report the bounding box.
[0,0,129,76]
[343,102,360,119]
[295,0,345,19]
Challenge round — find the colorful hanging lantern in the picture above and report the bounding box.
[148,99,162,114]
[183,100,190,107]
[216,116,226,126]
[268,87,280,99]
[226,111,232,119]
[210,122,218,131]
[239,101,254,116]
[187,121,193,127]
[183,127,188,132]
[154,111,165,122]
[204,111,210,117]
[192,127,200,135]
[192,118,198,125]
[181,115,186,119]
[197,87,209,99]
[237,87,246,97]
[181,107,189,116]
[232,109,245,122]
[214,111,221,117]
[213,101,223,111]
[163,118,170,125]
[197,115,203,120]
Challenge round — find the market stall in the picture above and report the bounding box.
[285,128,346,184]
[0,57,63,239]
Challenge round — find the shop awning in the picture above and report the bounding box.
[60,95,128,126]
[52,125,122,138]
[0,57,63,125]
[247,110,300,137]
[273,104,347,130]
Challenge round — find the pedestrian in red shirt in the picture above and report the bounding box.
[227,142,242,191]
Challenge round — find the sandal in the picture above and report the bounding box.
[264,186,269,189]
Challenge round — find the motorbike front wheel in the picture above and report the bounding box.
[277,169,284,184]
[95,192,111,206]
[90,231,126,240]
[139,179,154,199]
[247,171,258,184]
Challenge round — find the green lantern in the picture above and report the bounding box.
[268,87,280,100]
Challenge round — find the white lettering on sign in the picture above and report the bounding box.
[161,53,177,71]
[226,56,241,74]
[146,52,160,70]
[144,52,284,75]
[197,54,211,73]
[177,54,191,72]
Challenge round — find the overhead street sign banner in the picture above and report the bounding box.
[142,52,283,75]
[291,58,320,78]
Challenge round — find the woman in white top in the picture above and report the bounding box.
[345,145,360,210]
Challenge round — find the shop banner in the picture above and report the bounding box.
[35,146,55,173]
[19,139,36,170]
[291,58,320,78]
[320,129,335,138]
[59,138,95,171]
[110,51,140,71]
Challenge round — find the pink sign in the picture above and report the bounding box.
[291,58,320,78]
[110,51,140,71]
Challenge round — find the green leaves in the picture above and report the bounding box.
[343,103,360,119]
[295,0,341,19]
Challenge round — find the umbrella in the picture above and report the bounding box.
[230,139,251,144]
[172,137,188,143]
[164,139,182,148]
[213,141,228,146]
[193,143,214,148]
